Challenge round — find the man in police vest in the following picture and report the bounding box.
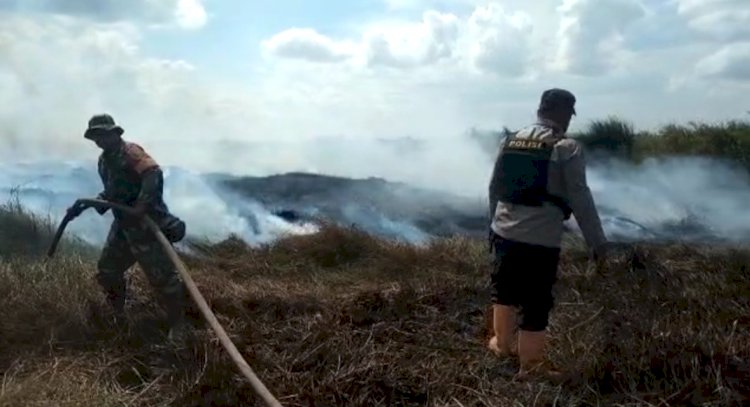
[487,88,609,380]
[69,114,189,341]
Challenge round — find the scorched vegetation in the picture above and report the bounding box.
[0,204,748,406]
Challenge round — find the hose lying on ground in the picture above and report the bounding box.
[47,198,283,407]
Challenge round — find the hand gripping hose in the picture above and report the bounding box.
[47,199,283,407]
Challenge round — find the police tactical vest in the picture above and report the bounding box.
[496,135,572,219]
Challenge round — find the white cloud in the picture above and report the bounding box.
[363,11,461,68]
[0,0,208,29]
[465,3,533,76]
[263,6,536,75]
[261,11,463,69]
[255,0,749,134]
[380,0,428,10]
[262,0,649,78]
[554,0,646,75]
[695,42,750,81]
[262,28,356,63]
[379,0,484,11]
[175,0,207,29]
[676,0,750,41]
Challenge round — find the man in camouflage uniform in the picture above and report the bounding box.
[487,89,609,381]
[72,113,188,340]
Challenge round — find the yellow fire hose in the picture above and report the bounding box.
[47,199,283,407]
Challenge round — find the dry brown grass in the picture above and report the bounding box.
[1,222,749,406]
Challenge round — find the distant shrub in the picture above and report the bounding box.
[572,117,638,159]
[636,120,750,170]
[564,117,750,170]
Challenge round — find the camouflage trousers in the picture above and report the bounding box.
[96,219,186,323]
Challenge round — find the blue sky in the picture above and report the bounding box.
[0,0,749,190]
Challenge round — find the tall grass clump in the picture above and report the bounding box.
[572,117,750,171]
[573,116,639,159]
[0,190,56,259]
[0,190,94,259]
[637,120,750,169]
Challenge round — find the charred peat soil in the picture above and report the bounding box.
[0,223,749,406]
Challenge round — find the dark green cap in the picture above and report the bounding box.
[538,88,576,115]
[84,113,124,140]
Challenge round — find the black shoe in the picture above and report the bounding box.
[165,300,190,343]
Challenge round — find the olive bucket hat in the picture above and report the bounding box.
[83,113,124,140]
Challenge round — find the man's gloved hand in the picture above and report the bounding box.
[66,201,90,218]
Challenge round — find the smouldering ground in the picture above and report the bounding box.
[0,225,749,406]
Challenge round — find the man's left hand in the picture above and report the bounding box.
[66,202,88,218]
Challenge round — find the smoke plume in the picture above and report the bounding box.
[584,155,750,243]
[0,161,319,247]
[2,148,750,248]
[2,13,748,247]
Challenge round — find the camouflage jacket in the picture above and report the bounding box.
[96,140,172,226]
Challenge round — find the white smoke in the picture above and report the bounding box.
[340,203,431,244]
[583,155,750,243]
[3,152,750,247]
[467,129,750,244]
[161,167,319,244]
[0,160,319,247]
